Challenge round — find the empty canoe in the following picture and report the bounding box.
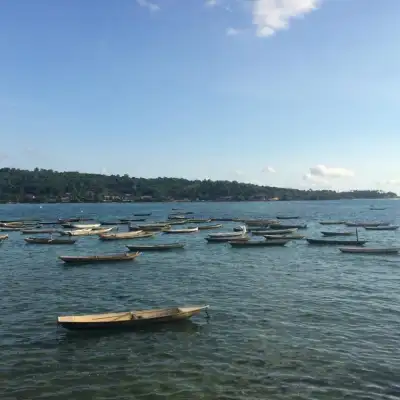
[264,234,305,240]
[59,252,141,264]
[345,222,389,227]
[25,237,76,244]
[269,224,307,229]
[276,216,299,220]
[194,224,222,230]
[163,227,199,234]
[71,223,101,229]
[319,221,345,225]
[61,229,94,236]
[321,231,354,237]
[186,219,212,223]
[126,243,185,251]
[364,225,399,231]
[98,231,155,240]
[134,213,152,216]
[307,238,366,246]
[21,228,60,234]
[339,247,399,254]
[229,239,289,247]
[57,305,209,330]
[252,228,298,236]
[205,236,249,243]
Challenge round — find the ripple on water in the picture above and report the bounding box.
[1,201,400,399]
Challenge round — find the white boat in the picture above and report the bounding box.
[71,223,101,229]
[339,247,399,254]
[208,225,247,238]
[62,228,94,236]
[163,227,199,234]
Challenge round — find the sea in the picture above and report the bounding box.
[1,200,400,400]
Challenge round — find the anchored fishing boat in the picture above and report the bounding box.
[24,237,76,245]
[163,227,199,234]
[57,304,209,330]
[339,247,399,254]
[71,223,101,229]
[59,251,141,264]
[321,231,354,237]
[364,225,399,231]
[229,239,289,247]
[307,238,366,246]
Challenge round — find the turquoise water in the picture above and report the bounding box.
[1,200,400,399]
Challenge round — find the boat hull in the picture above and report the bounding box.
[339,247,399,254]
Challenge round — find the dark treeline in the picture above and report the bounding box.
[0,168,396,203]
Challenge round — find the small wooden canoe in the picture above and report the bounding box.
[208,226,247,238]
[252,228,298,236]
[345,222,389,227]
[307,238,366,246]
[269,224,307,230]
[319,221,345,225]
[0,234,8,241]
[57,304,209,330]
[195,224,222,230]
[276,216,299,220]
[98,231,152,240]
[126,243,185,251]
[186,219,212,223]
[264,234,305,240]
[85,228,114,235]
[0,227,22,231]
[205,236,249,243]
[59,251,141,264]
[71,223,101,229]
[21,228,60,234]
[229,239,289,247]
[339,247,399,254]
[321,231,354,237]
[61,229,94,236]
[364,225,399,231]
[167,215,187,220]
[138,224,171,231]
[120,218,146,223]
[163,227,198,234]
[134,213,152,216]
[25,237,77,245]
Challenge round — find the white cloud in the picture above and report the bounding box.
[262,166,276,173]
[226,27,241,36]
[205,0,218,7]
[308,164,354,179]
[252,0,321,37]
[136,0,160,12]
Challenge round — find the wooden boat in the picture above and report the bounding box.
[339,247,399,254]
[252,228,298,236]
[195,224,222,230]
[364,225,399,231]
[264,234,305,240]
[163,227,199,234]
[229,239,289,247]
[134,213,152,216]
[345,222,389,227]
[319,221,345,225]
[0,227,22,231]
[369,207,386,211]
[269,224,307,229]
[138,223,171,231]
[21,228,60,234]
[244,220,278,226]
[0,234,8,241]
[276,216,299,220]
[98,231,152,240]
[321,231,354,237]
[206,236,249,243]
[126,243,185,251]
[186,219,212,223]
[71,223,101,229]
[208,226,247,238]
[59,251,141,264]
[167,215,187,220]
[61,229,94,236]
[25,237,76,245]
[307,238,366,246]
[57,304,209,330]
[85,228,114,235]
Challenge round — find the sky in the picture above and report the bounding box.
[1,0,400,193]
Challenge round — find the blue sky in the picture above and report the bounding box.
[1,0,400,193]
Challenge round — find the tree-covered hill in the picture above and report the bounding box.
[0,167,396,203]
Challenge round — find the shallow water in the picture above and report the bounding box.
[1,200,400,399]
